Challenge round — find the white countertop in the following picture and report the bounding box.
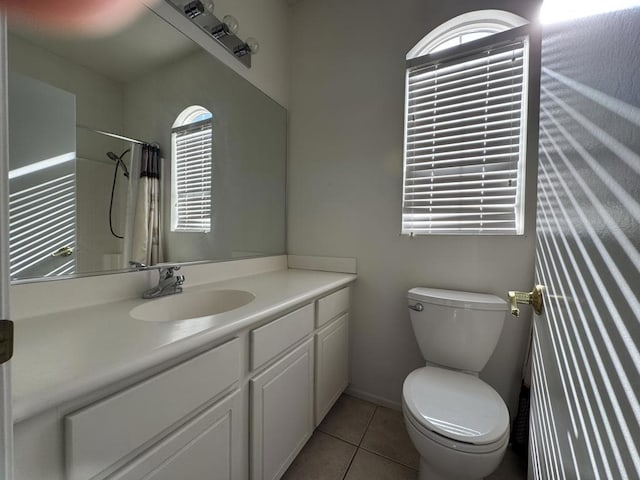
[12,269,356,423]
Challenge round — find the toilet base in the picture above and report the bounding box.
[418,458,448,480]
[404,407,507,480]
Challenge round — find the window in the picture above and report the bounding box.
[402,11,529,235]
[171,105,213,233]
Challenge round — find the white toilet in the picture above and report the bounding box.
[402,287,510,480]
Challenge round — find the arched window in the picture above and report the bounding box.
[402,11,530,235]
[171,105,213,233]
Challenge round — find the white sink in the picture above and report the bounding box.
[130,289,255,322]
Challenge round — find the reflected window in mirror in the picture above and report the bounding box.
[171,105,213,233]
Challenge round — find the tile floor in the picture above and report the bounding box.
[282,394,527,480]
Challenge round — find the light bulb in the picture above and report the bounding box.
[246,37,259,54]
[202,0,215,14]
[223,15,239,34]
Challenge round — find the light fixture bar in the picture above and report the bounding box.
[166,0,258,68]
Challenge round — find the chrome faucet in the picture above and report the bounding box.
[129,260,146,271]
[142,266,185,299]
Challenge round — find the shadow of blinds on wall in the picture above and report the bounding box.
[402,29,528,235]
[9,169,76,278]
[531,9,640,479]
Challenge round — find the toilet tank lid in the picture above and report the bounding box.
[407,287,506,311]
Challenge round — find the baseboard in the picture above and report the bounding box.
[345,387,402,411]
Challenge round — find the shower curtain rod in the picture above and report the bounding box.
[76,124,148,146]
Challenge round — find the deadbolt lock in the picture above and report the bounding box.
[508,285,544,317]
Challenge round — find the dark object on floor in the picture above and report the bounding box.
[511,381,530,465]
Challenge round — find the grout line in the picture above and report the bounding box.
[358,445,418,472]
[341,446,359,480]
[357,405,378,446]
[320,430,360,447]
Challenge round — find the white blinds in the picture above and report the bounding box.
[172,119,212,232]
[402,36,528,235]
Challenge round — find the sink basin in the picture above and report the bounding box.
[130,289,255,322]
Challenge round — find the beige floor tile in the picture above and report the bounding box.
[318,394,377,445]
[487,447,527,480]
[360,406,420,470]
[345,450,417,480]
[282,431,357,480]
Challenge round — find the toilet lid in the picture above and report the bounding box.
[403,367,509,445]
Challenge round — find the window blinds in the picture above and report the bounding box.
[172,118,212,232]
[402,36,528,235]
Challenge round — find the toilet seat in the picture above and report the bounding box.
[402,367,509,453]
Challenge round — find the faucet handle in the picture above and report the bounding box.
[159,265,180,277]
[176,275,185,286]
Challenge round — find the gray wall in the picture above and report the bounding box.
[288,0,542,413]
[8,34,128,274]
[531,9,640,479]
[123,50,287,263]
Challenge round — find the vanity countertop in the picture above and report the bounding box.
[12,268,356,423]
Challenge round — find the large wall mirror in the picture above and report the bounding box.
[7,3,287,282]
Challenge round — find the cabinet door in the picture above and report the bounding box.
[109,390,242,480]
[315,313,349,426]
[250,339,314,480]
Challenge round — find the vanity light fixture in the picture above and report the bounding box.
[184,0,205,19]
[210,15,239,39]
[234,37,259,57]
[167,0,258,68]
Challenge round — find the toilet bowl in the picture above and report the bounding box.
[403,288,509,480]
[402,366,509,480]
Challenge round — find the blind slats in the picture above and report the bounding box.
[402,34,527,235]
[172,120,213,232]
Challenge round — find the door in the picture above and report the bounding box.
[108,391,242,480]
[250,339,314,480]
[315,313,349,425]
[530,8,640,479]
[0,13,14,480]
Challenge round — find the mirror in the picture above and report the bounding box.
[6,4,287,282]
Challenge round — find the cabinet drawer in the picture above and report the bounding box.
[108,390,242,480]
[66,338,240,480]
[316,287,350,328]
[250,303,314,371]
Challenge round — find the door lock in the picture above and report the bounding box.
[508,285,544,317]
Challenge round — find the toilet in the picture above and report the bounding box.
[402,287,510,480]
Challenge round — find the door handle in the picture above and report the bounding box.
[52,246,74,257]
[508,285,544,317]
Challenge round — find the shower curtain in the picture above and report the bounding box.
[131,145,163,266]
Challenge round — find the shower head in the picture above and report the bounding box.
[107,150,130,178]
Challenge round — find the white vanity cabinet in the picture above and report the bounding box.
[314,287,350,425]
[250,339,315,480]
[315,312,349,425]
[248,287,350,480]
[14,281,354,480]
[108,390,242,480]
[65,338,242,480]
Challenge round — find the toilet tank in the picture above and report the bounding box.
[407,287,507,373]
